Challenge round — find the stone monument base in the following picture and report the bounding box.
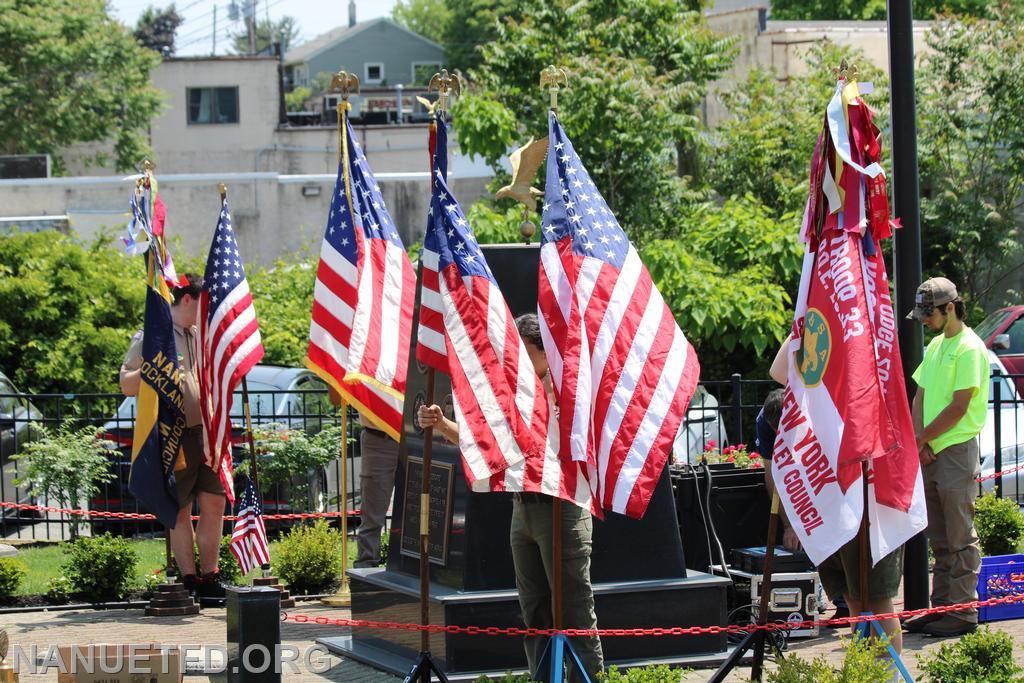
[317,566,731,679]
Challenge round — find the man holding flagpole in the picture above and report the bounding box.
[121,273,227,600]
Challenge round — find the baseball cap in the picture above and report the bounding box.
[906,277,959,321]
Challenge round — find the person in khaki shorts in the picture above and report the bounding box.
[904,277,989,637]
[416,314,603,681]
[120,273,227,604]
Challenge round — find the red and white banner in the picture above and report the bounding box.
[773,77,926,565]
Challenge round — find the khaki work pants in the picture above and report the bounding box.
[354,430,399,568]
[510,497,604,681]
[923,437,982,623]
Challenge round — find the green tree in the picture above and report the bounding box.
[916,11,1024,314]
[709,41,890,216]
[452,0,733,242]
[0,231,146,395]
[769,0,998,20]
[444,0,523,71]
[14,423,116,539]
[0,0,162,172]
[230,15,299,55]
[134,4,183,57]
[392,0,452,46]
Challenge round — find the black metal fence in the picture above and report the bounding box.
[2,370,1022,541]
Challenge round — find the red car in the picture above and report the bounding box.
[976,306,1024,394]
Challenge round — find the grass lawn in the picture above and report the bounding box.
[14,533,361,597]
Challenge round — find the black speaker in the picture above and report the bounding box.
[226,586,281,682]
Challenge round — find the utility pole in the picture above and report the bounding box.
[212,4,217,56]
[246,0,256,55]
[887,0,927,611]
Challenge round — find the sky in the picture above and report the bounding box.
[108,0,401,57]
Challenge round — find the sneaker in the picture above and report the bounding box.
[903,612,942,633]
[198,572,227,607]
[182,574,199,598]
[921,615,977,637]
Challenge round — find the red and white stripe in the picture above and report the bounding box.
[539,240,701,519]
[433,251,546,482]
[306,230,415,440]
[415,248,448,371]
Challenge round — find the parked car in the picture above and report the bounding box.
[0,370,44,519]
[975,305,1024,394]
[92,365,346,533]
[979,351,1024,504]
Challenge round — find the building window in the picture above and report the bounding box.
[186,87,239,124]
[412,62,442,86]
[364,62,384,84]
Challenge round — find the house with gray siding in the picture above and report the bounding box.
[284,14,445,90]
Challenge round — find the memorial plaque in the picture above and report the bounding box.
[399,456,455,565]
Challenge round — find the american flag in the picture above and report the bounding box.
[417,116,592,509]
[197,199,264,506]
[229,478,270,576]
[539,112,701,519]
[414,112,449,372]
[306,118,416,440]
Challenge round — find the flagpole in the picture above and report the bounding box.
[322,70,360,609]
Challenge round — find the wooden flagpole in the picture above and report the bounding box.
[322,70,360,608]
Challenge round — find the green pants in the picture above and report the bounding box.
[510,496,603,681]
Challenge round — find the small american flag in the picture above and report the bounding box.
[418,116,592,509]
[306,117,416,440]
[229,478,270,576]
[197,199,265,506]
[539,112,701,519]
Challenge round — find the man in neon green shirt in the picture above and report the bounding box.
[904,277,989,637]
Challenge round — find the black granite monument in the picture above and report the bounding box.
[319,244,730,679]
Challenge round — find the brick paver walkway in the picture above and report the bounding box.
[4,599,1024,681]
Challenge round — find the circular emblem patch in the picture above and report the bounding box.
[796,308,830,388]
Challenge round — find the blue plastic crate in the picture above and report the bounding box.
[977,553,1024,623]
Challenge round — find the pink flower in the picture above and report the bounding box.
[723,446,734,455]
[737,443,747,451]
[726,455,735,463]
[706,439,717,449]
[751,460,763,468]
[750,452,761,459]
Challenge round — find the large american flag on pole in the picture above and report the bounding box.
[414,112,450,372]
[197,198,264,505]
[305,117,416,440]
[416,115,592,509]
[229,477,270,576]
[539,112,701,519]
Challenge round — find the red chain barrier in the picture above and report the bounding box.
[976,462,1024,484]
[0,500,358,522]
[280,593,1024,638]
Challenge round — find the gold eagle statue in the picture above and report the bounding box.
[496,136,548,212]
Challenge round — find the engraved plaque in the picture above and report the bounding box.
[399,456,455,565]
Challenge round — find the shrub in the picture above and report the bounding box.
[62,533,139,601]
[975,493,1024,556]
[46,575,73,603]
[0,557,27,601]
[13,422,116,539]
[276,519,343,594]
[767,635,892,683]
[599,664,690,682]
[918,627,1024,682]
